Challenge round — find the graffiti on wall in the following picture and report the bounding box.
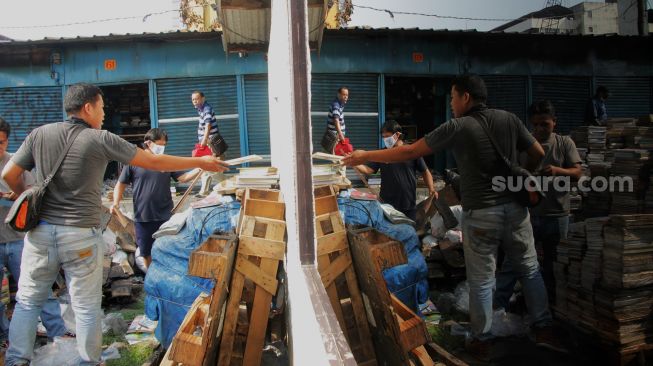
[0,87,62,151]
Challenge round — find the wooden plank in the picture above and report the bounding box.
[318,251,352,289]
[238,236,285,260]
[217,271,246,366]
[240,216,286,242]
[315,212,345,237]
[314,185,336,199]
[172,169,203,214]
[243,200,285,221]
[370,240,408,272]
[344,265,376,363]
[235,255,278,296]
[423,342,468,366]
[241,257,279,366]
[410,346,435,366]
[348,226,411,366]
[315,195,339,216]
[160,346,179,366]
[317,253,347,343]
[202,236,238,366]
[316,232,349,256]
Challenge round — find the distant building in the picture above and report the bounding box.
[0,34,11,43]
[493,2,620,35]
[572,2,619,35]
[614,0,650,35]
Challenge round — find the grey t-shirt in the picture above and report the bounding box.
[0,152,34,243]
[424,107,536,210]
[12,120,138,228]
[529,133,581,217]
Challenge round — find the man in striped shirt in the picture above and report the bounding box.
[192,91,219,153]
[191,90,223,196]
[327,87,349,149]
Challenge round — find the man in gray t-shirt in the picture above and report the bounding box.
[344,75,566,357]
[1,83,229,366]
[495,100,582,307]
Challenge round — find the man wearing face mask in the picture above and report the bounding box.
[354,120,436,221]
[111,128,201,268]
[495,100,582,307]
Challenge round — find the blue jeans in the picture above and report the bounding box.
[6,224,104,366]
[0,239,66,341]
[495,215,569,308]
[462,202,552,340]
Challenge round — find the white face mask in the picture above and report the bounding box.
[382,133,398,149]
[149,143,165,155]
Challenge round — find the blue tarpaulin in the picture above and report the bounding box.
[145,197,429,347]
[144,202,240,348]
[339,198,429,312]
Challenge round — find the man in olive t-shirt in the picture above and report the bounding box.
[495,100,582,307]
[1,83,228,366]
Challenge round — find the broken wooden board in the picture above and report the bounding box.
[391,294,430,353]
[348,226,432,366]
[237,188,285,233]
[314,186,377,366]
[188,234,238,279]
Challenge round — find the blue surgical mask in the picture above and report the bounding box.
[382,134,398,149]
[149,143,165,155]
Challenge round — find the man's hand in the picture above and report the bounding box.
[429,189,438,200]
[109,203,119,215]
[199,156,230,172]
[0,191,17,201]
[341,150,367,167]
[541,165,560,176]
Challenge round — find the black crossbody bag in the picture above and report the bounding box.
[470,113,545,208]
[5,125,85,232]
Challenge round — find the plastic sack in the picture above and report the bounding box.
[430,205,464,238]
[490,309,528,337]
[453,281,470,314]
[102,312,128,335]
[101,342,122,361]
[444,229,463,244]
[32,337,81,366]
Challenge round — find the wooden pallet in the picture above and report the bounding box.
[168,234,238,366]
[348,226,433,366]
[219,188,286,366]
[314,185,377,365]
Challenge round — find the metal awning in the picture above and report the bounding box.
[214,0,328,53]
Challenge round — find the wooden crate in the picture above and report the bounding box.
[238,188,285,231]
[188,234,237,279]
[391,294,429,353]
[168,293,211,366]
[348,226,432,366]
[352,228,408,273]
[219,208,286,366]
[169,234,238,366]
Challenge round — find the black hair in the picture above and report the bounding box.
[0,117,10,136]
[381,120,403,139]
[144,128,168,142]
[64,83,103,114]
[528,100,557,119]
[451,74,487,104]
[192,90,205,97]
[595,86,609,97]
[338,87,349,94]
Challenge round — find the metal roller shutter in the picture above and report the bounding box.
[156,76,239,159]
[532,76,591,134]
[0,86,63,153]
[594,76,651,118]
[311,74,379,151]
[244,75,270,155]
[483,75,529,124]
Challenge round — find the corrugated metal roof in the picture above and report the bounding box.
[0,30,221,47]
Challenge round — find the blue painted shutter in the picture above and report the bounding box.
[483,75,529,124]
[156,76,239,159]
[532,76,591,134]
[0,87,63,153]
[311,74,379,151]
[244,75,270,155]
[594,76,651,118]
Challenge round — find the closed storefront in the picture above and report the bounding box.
[532,76,591,134]
[156,76,240,159]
